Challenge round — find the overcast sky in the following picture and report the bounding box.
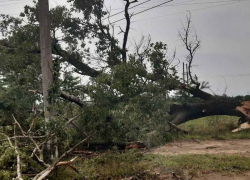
[1,0,250,96]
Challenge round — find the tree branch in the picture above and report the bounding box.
[60,91,85,107]
[122,0,137,62]
[33,132,95,180]
[178,12,201,88]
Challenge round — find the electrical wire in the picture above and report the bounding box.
[0,0,31,7]
[159,0,245,7]
[111,0,174,24]
[103,0,151,20]
[125,0,248,24]
[113,0,243,10]
[200,73,250,79]
[110,0,184,10]
[0,0,27,2]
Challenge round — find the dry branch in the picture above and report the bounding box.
[236,101,250,119]
[33,133,95,180]
[60,91,84,107]
[12,115,44,161]
[65,113,83,126]
[168,122,188,134]
[14,122,23,180]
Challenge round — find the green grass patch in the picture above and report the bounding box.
[146,154,250,175]
[50,150,250,180]
[51,149,158,180]
[177,116,250,140]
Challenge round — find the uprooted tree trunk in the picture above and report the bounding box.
[169,95,247,125]
[169,13,250,127]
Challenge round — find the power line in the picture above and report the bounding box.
[111,0,174,24]
[103,0,151,20]
[124,0,243,9]
[200,73,250,79]
[110,0,185,10]
[159,0,245,7]
[125,0,248,24]
[0,0,27,2]
[0,0,31,7]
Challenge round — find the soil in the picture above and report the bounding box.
[150,139,250,156]
[148,139,250,180]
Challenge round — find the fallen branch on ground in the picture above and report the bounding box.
[168,122,189,134]
[14,122,23,180]
[33,132,96,180]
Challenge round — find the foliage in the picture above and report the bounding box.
[0,0,247,179]
[0,145,43,180]
[77,43,179,144]
[50,151,250,180]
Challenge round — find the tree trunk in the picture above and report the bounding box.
[169,96,245,125]
[39,0,53,122]
[39,0,58,159]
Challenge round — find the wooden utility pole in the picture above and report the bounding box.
[39,0,53,119]
[182,62,185,84]
[39,0,57,159]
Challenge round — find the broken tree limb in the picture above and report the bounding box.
[60,91,84,107]
[0,133,14,147]
[0,135,50,143]
[236,101,250,119]
[180,84,214,100]
[14,122,23,180]
[169,97,244,125]
[232,122,250,133]
[65,113,83,126]
[0,132,23,180]
[168,122,189,134]
[29,89,85,108]
[12,115,45,162]
[56,157,79,174]
[33,132,95,180]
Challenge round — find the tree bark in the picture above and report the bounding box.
[39,0,54,120]
[169,97,245,125]
[39,0,58,160]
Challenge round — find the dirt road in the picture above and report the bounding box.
[149,139,250,180]
[150,139,250,156]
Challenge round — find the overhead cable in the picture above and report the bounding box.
[103,0,151,20]
[111,0,174,24]
[126,0,248,24]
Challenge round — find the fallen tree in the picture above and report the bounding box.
[169,95,248,125]
[169,13,250,126]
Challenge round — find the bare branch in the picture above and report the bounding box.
[60,91,84,107]
[178,12,201,88]
[122,0,138,62]
[65,113,83,126]
[0,133,13,147]
[33,132,96,180]
[14,122,23,180]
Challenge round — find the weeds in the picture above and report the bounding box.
[177,116,250,140]
[50,149,250,180]
[146,154,250,176]
[51,149,157,180]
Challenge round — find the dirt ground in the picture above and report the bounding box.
[150,139,250,156]
[149,139,250,180]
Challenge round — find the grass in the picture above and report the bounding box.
[177,115,250,140]
[50,149,158,180]
[146,154,250,175]
[48,115,250,179]
[50,150,250,180]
